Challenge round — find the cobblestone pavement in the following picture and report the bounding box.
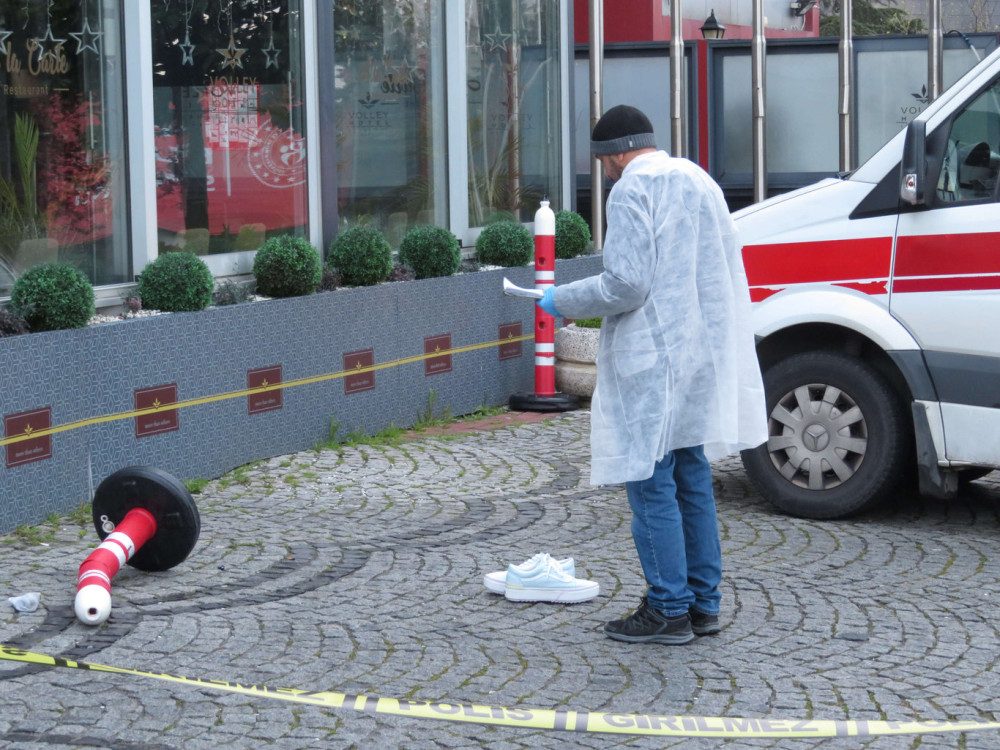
[2,409,1000,750]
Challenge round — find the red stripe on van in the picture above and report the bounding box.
[749,287,781,302]
[895,232,1000,277]
[892,275,1000,293]
[742,237,893,287]
[835,280,888,295]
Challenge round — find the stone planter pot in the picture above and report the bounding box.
[554,323,600,399]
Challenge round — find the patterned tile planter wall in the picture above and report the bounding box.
[0,257,603,533]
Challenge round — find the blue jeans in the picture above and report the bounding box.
[625,446,721,617]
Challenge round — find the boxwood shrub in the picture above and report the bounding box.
[253,235,322,297]
[11,263,95,331]
[475,221,533,267]
[327,226,392,287]
[555,210,591,259]
[136,251,214,312]
[398,225,461,279]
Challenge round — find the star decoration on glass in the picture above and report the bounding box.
[179,30,195,65]
[217,33,246,70]
[32,23,66,62]
[483,27,512,52]
[262,36,281,69]
[0,29,13,56]
[69,15,103,55]
[394,57,414,82]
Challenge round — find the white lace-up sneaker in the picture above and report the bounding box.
[483,553,574,594]
[503,557,599,603]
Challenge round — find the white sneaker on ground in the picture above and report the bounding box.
[483,553,574,594]
[503,557,599,604]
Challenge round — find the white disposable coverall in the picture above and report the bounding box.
[553,151,767,485]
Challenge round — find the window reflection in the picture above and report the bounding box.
[466,0,562,225]
[0,0,127,296]
[151,0,308,256]
[333,0,446,247]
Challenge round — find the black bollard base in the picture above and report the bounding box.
[509,391,582,412]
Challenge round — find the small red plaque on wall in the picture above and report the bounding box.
[4,407,52,468]
[248,365,283,414]
[344,349,375,394]
[424,334,453,376]
[498,322,523,361]
[135,384,179,438]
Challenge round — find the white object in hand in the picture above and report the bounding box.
[502,277,543,300]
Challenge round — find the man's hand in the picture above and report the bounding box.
[537,287,560,317]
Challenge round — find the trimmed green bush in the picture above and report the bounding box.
[327,226,392,286]
[11,263,95,331]
[252,235,322,298]
[475,221,533,267]
[136,251,214,312]
[398,225,461,279]
[555,210,592,259]
[574,317,602,329]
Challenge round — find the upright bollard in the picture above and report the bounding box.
[509,200,581,412]
[74,466,200,626]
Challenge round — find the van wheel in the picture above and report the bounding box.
[741,351,909,519]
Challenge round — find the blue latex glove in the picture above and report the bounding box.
[537,287,560,317]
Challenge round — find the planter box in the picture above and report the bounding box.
[0,255,603,533]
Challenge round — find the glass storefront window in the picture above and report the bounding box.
[333,1,446,248]
[466,0,562,225]
[151,0,308,257]
[0,0,128,296]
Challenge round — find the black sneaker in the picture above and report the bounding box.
[690,610,721,636]
[604,598,694,645]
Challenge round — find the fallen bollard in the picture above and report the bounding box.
[75,466,200,626]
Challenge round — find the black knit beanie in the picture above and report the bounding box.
[590,105,656,155]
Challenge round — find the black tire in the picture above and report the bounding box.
[741,351,910,519]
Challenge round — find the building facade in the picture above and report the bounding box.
[5,2,985,304]
[0,1,574,303]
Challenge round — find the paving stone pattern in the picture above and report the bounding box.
[1,410,999,749]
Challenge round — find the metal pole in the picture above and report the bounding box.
[839,0,853,172]
[928,0,943,101]
[751,0,767,203]
[670,0,684,156]
[509,0,522,213]
[589,0,604,249]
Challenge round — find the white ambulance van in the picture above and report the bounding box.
[734,45,1000,519]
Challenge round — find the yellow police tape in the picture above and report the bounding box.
[0,333,535,447]
[1,645,998,738]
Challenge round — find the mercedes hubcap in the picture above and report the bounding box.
[765,383,868,491]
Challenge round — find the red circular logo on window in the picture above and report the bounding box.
[247,119,307,188]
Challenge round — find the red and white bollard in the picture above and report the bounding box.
[74,466,200,626]
[534,199,557,396]
[509,200,580,412]
[75,508,157,625]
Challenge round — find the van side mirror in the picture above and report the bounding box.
[900,119,927,206]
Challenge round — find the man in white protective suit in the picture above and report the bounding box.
[537,104,767,645]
